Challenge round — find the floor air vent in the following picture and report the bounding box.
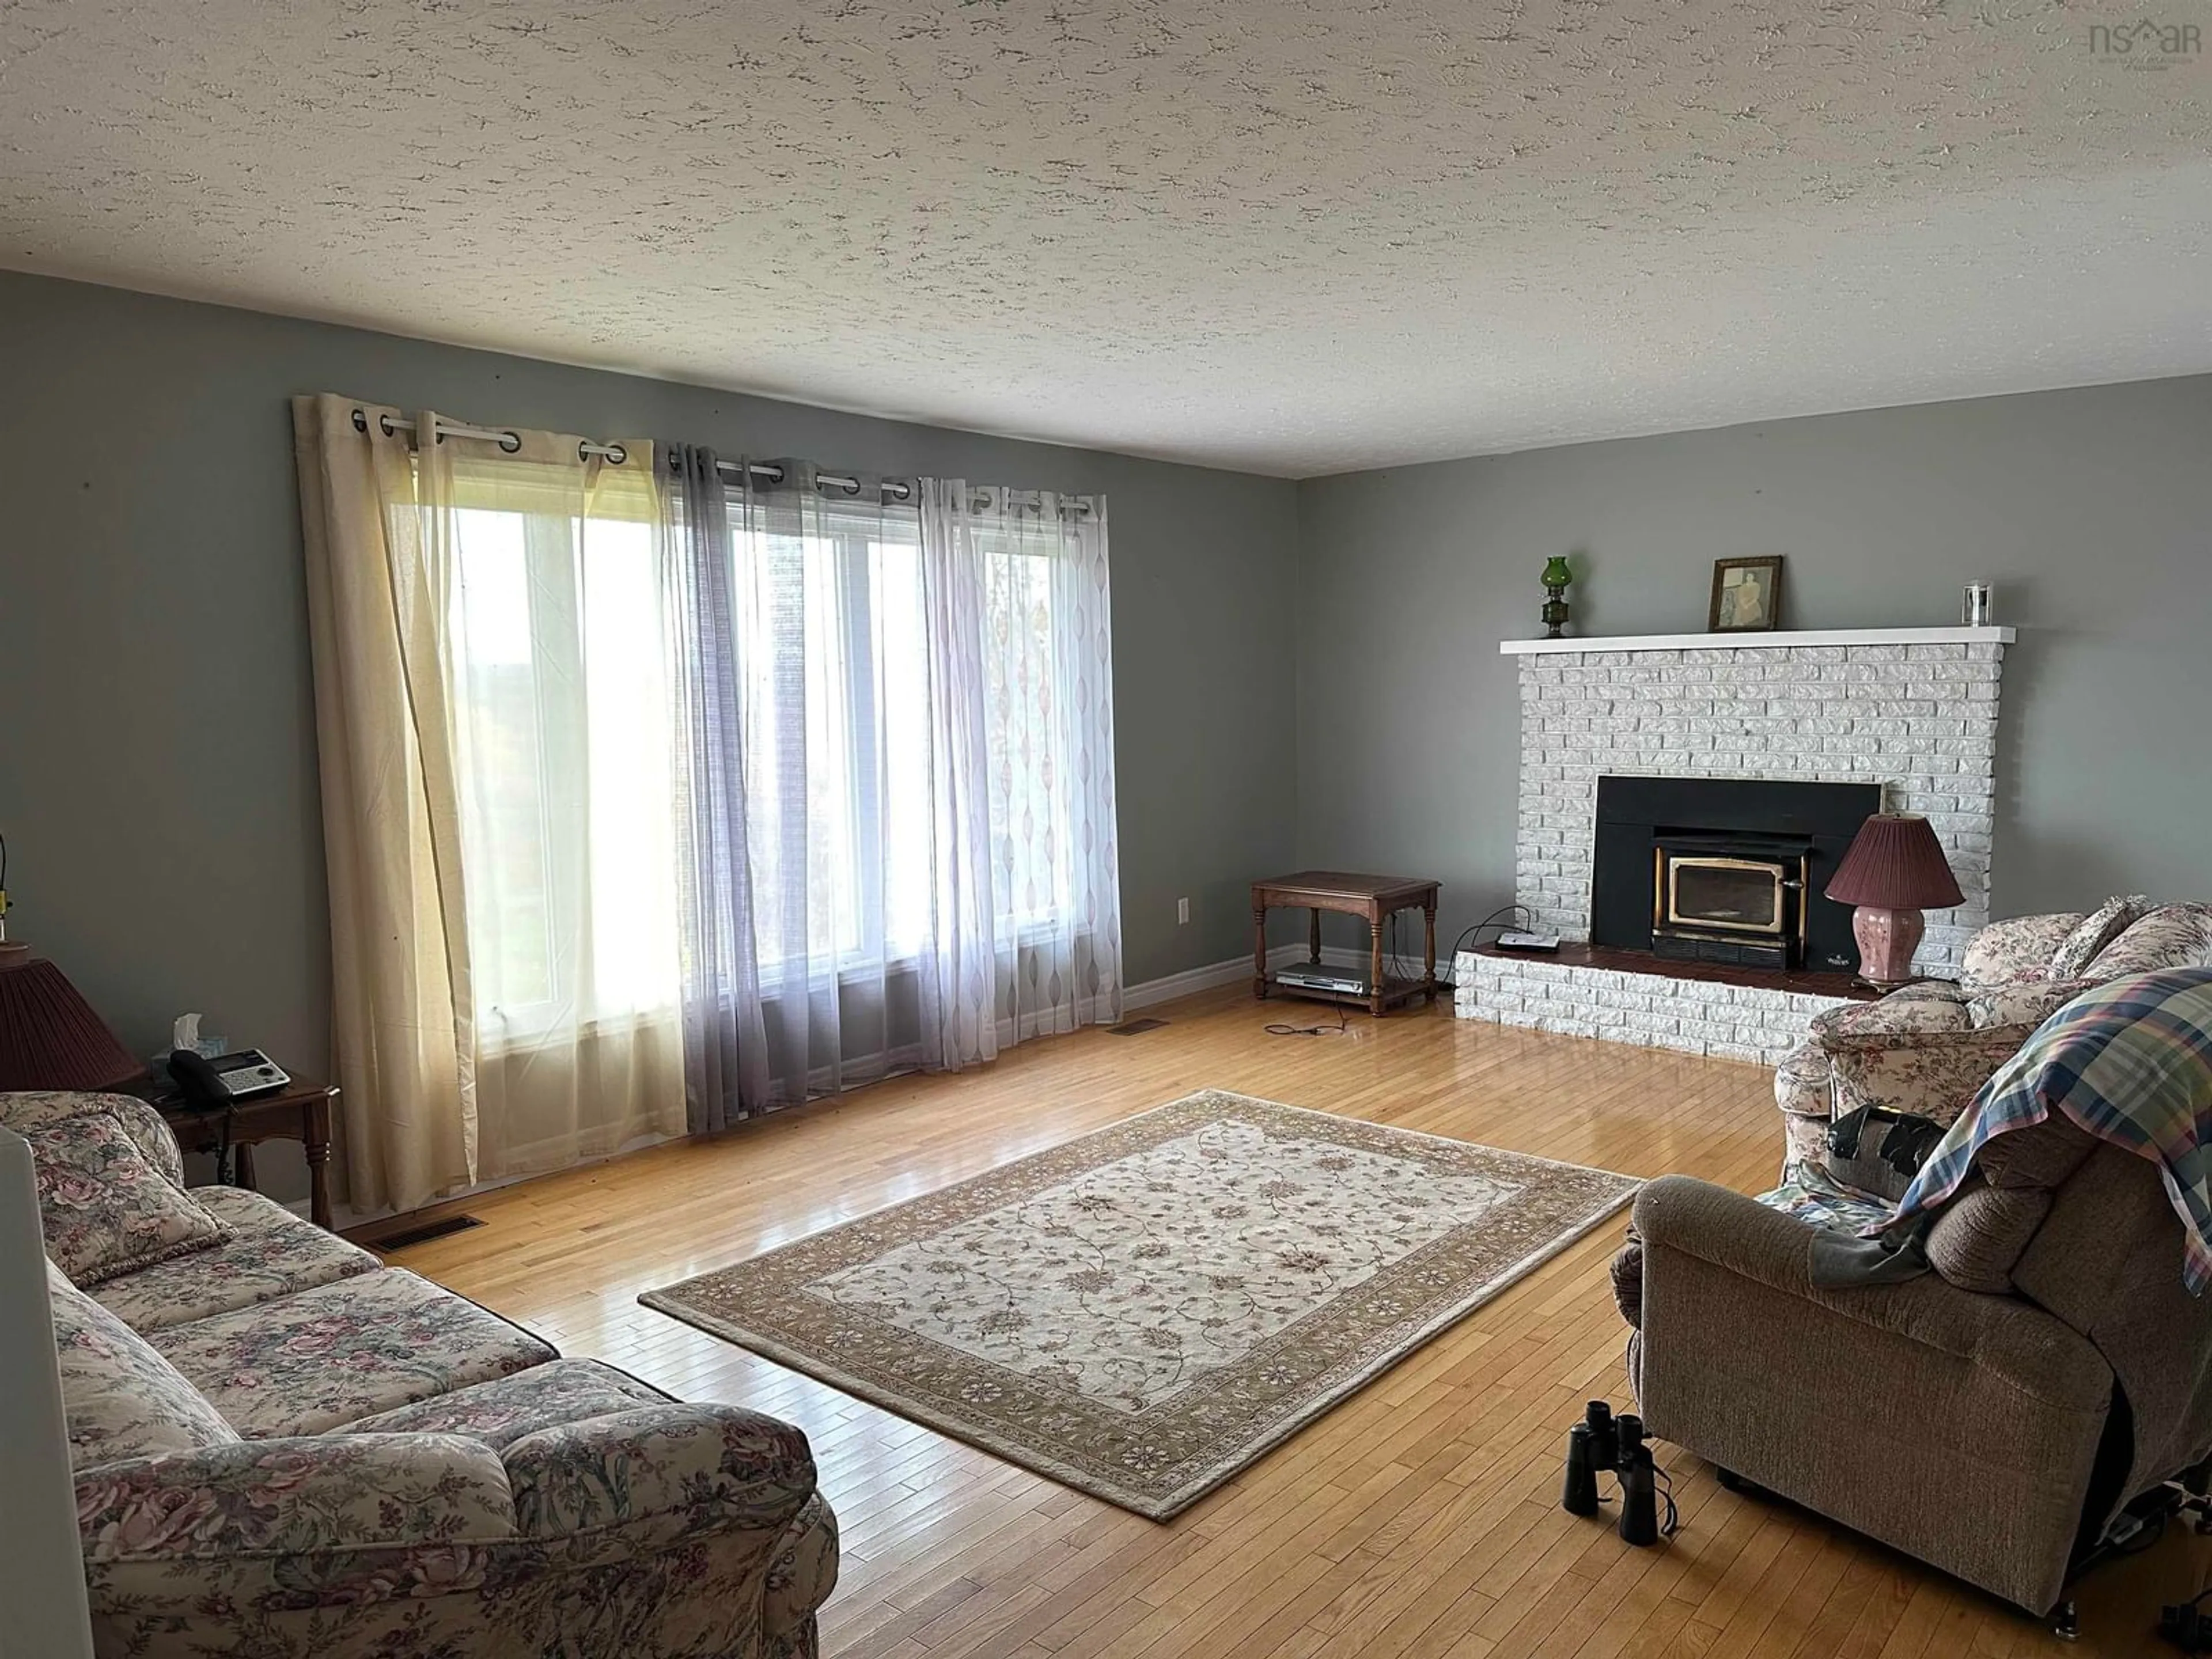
[375,1214,484,1252]
[1107,1017,1168,1036]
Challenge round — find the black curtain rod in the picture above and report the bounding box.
[348,412,1089,516]
[703,457,913,503]
[685,457,1093,515]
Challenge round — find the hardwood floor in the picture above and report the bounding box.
[382,986,2199,1657]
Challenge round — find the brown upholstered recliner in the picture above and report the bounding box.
[1630,1119,2212,1620]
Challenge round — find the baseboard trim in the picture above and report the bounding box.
[1122,942,1444,1013]
[333,949,1430,1229]
[1123,946,1306,1012]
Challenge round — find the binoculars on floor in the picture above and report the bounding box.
[1562,1399,1661,1546]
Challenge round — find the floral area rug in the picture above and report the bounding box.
[641,1089,1638,1518]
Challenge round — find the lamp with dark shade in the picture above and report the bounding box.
[1825,812,1966,990]
[0,949,145,1093]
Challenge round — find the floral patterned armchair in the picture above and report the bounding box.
[1774,901,2212,1182]
[16,1090,838,1659]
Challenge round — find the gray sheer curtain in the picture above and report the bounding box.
[661,446,768,1132]
[661,452,1123,1126]
[739,458,939,1100]
[662,452,957,1114]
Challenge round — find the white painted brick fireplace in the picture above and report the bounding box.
[1455,626,2014,1064]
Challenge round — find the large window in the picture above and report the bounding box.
[445,490,681,1040]
[310,396,1118,1173]
[978,527,1073,934]
[731,497,933,973]
[724,495,1082,984]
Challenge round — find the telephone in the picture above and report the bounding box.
[167,1048,291,1108]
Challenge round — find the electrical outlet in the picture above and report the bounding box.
[1176,896,1191,925]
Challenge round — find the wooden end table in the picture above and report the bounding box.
[1252,870,1441,1017]
[135,1074,339,1231]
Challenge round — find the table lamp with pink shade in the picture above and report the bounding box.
[1824,812,1966,991]
[0,839,145,1092]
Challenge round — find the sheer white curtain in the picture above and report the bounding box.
[432,430,687,1177]
[296,396,685,1210]
[920,482,1123,1048]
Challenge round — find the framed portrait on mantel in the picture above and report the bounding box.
[1709,556,1784,632]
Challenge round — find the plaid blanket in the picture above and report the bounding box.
[1877,966,2212,1291]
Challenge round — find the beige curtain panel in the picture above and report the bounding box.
[292,396,683,1216]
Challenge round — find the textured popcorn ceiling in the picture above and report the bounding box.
[2,2,2208,475]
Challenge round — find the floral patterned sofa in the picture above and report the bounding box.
[13,1089,837,1659]
[1774,899,2212,1179]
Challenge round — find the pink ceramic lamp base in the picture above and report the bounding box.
[1852,905,1925,990]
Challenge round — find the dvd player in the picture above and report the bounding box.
[1274,965,1372,995]
[1497,930,1560,950]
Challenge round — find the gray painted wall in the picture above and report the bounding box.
[0,273,1298,1138]
[10,265,2209,1203]
[1295,376,2212,957]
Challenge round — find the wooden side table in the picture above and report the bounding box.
[137,1075,339,1231]
[1252,870,1441,1017]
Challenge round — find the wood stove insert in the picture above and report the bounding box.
[1590,776,1881,974]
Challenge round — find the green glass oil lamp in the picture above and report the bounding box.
[1541,556,1574,638]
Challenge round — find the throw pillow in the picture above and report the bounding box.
[1925,1177,2055,1293]
[2047,895,2153,980]
[28,1108,230,1284]
[0,1090,187,1185]
[2081,904,2212,981]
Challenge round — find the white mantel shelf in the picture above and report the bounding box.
[1499,626,2015,656]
